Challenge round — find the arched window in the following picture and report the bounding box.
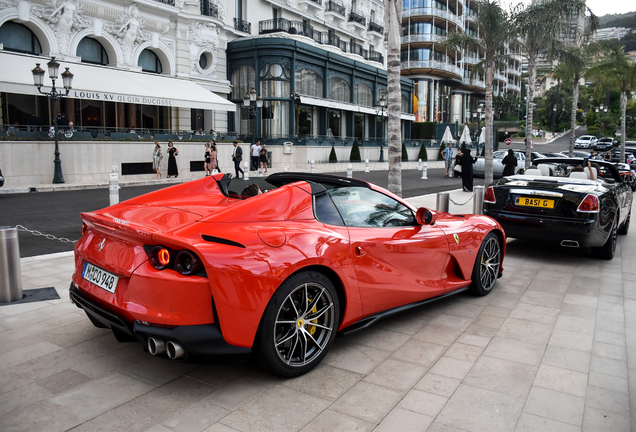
[295,69,323,98]
[138,49,162,74]
[354,83,373,107]
[260,63,291,98]
[0,21,41,54]
[77,37,109,65]
[231,65,255,99]
[328,76,350,103]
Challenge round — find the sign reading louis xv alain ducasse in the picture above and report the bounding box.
[71,90,172,106]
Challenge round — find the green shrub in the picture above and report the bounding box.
[587,127,599,137]
[350,139,361,162]
[418,143,428,161]
[329,145,337,163]
[401,142,409,161]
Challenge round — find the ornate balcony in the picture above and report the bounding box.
[299,0,322,13]
[349,11,367,26]
[234,18,251,34]
[368,21,384,35]
[200,0,218,18]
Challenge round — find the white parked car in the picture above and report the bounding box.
[574,135,598,149]
[473,150,526,178]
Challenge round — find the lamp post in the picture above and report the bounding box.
[375,94,387,163]
[32,57,73,184]
[243,88,263,155]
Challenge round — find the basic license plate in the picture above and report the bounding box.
[515,196,555,209]
[82,262,119,293]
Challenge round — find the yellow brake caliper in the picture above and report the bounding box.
[307,300,318,336]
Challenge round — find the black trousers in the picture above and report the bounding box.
[234,159,244,178]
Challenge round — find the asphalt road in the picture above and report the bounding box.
[1,128,586,258]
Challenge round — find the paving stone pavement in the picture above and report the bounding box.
[1,190,634,432]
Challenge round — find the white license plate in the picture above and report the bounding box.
[82,262,119,293]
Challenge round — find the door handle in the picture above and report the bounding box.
[356,246,366,256]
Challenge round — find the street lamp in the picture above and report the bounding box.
[242,88,263,157]
[32,57,73,184]
[375,94,387,163]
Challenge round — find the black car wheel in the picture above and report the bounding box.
[618,210,630,235]
[592,216,618,260]
[255,271,340,377]
[470,232,501,296]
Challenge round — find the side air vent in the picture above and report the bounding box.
[202,235,245,248]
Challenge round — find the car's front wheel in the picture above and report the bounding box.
[255,271,340,377]
[470,232,501,296]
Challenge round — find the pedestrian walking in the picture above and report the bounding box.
[204,143,212,176]
[152,142,163,179]
[210,140,218,172]
[460,148,476,192]
[259,144,268,174]
[167,141,178,177]
[442,143,453,177]
[501,149,517,177]
[251,141,262,171]
[232,141,244,179]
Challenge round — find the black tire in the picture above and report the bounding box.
[618,210,630,235]
[470,232,501,296]
[255,271,340,377]
[592,216,618,260]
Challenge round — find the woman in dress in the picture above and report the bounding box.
[167,141,178,177]
[501,149,517,177]
[152,142,163,179]
[259,144,268,174]
[209,140,218,173]
[204,143,212,176]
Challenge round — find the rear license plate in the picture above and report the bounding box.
[82,262,119,293]
[515,196,555,209]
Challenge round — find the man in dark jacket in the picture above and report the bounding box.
[460,149,477,192]
[232,141,244,179]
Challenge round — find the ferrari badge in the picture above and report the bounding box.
[453,234,459,244]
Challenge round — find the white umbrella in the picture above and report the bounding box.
[459,125,471,144]
[478,127,486,144]
[441,126,454,144]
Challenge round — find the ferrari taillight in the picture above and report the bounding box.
[484,187,496,203]
[150,246,172,269]
[81,223,87,236]
[577,194,599,213]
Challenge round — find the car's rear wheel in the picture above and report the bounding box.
[592,216,618,260]
[255,271,340,377]
[470,232,501,296]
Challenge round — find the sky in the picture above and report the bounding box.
[504,0,634,17]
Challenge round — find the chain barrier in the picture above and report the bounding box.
[449,195,473,206]
[15,225,77,244]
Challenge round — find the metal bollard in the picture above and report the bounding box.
[365,159,369,173]
[284,166,290,172]
[243,161,249,180]
[109,165,120,206]
[436,192,449,212]
[347,163,353,178]
[0,226,23,303]
[421,162,428,179]
[473,185,485,215]
[418,158,422,170]
[311,160,315,173]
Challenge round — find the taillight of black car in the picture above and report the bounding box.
[145,245,203,275]
[484,187,496,203]
[577,194,599,213]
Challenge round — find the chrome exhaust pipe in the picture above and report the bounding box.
[147,337,165,355]
[166,341,185,359]
[561,240,580,248]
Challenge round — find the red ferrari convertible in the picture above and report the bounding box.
[71,172,505,376]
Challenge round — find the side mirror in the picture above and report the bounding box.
[416,207,437,225]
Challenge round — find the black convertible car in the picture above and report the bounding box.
[483,158,633,259]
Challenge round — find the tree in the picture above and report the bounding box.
[385,0,402,196]
[587,40,636,162]
[555,44,596,156]
[514,0,596,167]
[350,139,361,162]
[443,0,512,186]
